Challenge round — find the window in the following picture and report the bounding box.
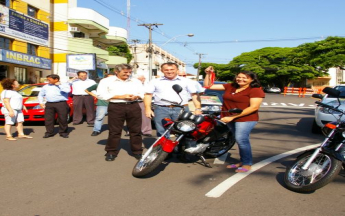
[28,5,37,18]
[27,43,37,56]
[0,0,10,7]
[0,37,11,50]
[73,32,85,38]
[14,67,27,84]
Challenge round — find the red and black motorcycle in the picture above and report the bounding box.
[132,84,241,177]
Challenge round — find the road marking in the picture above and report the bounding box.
[205,143,320,198]
[214,152,229,164]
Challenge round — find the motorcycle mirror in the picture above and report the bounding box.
[172,84,183,93]
[323,87,340,97]
[312,94,323,99]
[228,108,242,113]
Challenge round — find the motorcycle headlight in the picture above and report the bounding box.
[175,120,196,132]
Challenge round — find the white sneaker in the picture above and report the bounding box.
[184,143,209,154]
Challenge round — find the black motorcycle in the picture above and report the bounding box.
[284,87,345,192]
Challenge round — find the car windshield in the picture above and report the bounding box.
[199,81,226,103]
[329,86,345,98]
[18,85,44,97]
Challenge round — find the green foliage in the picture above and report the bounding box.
[107,43,133,63]
[294,36,345,71]
[194,36,345,88]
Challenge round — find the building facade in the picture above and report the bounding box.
[130,43,186,80]
[0,0,128,89]
[0,0,51,85]
[51,0,127,82]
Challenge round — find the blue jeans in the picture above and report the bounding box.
[153,105,189,137]
[93,105,108,132]
[228,121,257,166]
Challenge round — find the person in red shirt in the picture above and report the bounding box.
[203,67,265,172]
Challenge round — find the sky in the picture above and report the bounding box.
[78,0,345,75]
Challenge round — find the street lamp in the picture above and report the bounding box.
[161,34,194,46]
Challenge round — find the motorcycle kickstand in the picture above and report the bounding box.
[198,155,212,168]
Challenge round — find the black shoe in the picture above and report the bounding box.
[43,133,54,138]
[105,154,117,161]
[87,123,94,127]
[91,131,101,136]
[60,134,69,138]
[133,154,142,160]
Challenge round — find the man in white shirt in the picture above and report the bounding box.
[70,71,96,126]
[144,62,202,137]
[97,64,144,161]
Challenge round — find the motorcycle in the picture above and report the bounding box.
[132,84,240,178]
[284,87,345,192]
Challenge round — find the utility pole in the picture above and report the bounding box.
[196,53,206,81]
[131,39,140,74]
[138,23,163,80]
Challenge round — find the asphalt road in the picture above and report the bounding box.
[0,94,344,216]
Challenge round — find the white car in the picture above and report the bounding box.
[312,85,345,133]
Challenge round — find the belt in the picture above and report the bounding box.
[156,104,188,108]
[110,101,139,105]
[47,101,67,103]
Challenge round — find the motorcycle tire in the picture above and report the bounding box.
[203,131,236,158]
[132,145,168,178]
[284,151,342,193]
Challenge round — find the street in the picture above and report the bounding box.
[0,94,344,216]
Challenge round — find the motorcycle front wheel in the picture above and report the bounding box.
[132,145,168,178]
[284,151,342,193]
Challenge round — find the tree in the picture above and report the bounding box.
[228,47,321,88]
[193,63,234,81]
[294,36,345,72]
[107,43,133,63]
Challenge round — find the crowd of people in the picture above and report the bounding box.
[0,63,265,172]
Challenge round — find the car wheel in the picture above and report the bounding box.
[311,119,322,134]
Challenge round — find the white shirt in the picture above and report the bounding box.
[1,90,23,111]
[71,79,96,95]
[145,76,197,105]
[97,76,144,102]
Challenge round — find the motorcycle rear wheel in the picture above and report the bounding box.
[132,145,168,178]
[284,151,342,193]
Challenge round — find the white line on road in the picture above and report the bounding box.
[214,152,229,164]
[205,143,320,198]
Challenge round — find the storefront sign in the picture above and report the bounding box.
[66,54,96,77]
[0,49,52,69]
[0,5,49,46]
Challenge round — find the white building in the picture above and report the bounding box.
[130,44,186,79]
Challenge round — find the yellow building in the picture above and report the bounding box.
[0,0,127,91]
[0,0,51,87]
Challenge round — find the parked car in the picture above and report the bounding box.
[312,85,345,133]
[198,81,226,113]
[264,86,281,93]
[0,83,94,123]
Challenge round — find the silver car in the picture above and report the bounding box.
[312,85,345,133]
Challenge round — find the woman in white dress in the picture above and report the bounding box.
[1,78,33,141]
